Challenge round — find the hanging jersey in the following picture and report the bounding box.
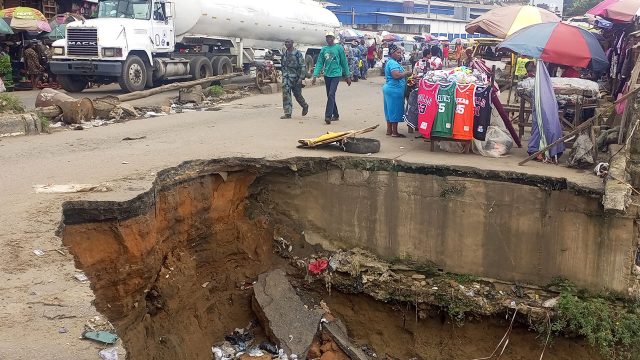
[430,82,456,138]
[452,83,476,140]
[417,80,439,139]
[473,86,492,141]
[404,88,419,130]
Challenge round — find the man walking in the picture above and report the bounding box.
[312,32,351,124]
[280,39,309,119]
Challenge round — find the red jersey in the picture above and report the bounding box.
[452,83,476,140]
[417,80,439,139]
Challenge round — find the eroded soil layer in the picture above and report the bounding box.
[60,157,636,359]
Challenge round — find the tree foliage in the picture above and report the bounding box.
[564,0,602,17]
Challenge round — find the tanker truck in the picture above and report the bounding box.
[49,0,340,93]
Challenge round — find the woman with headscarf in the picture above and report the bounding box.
[383,43,412,137]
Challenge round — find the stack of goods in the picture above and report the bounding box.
[405,68,492,142]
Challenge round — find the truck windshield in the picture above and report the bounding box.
[98,0,151,20]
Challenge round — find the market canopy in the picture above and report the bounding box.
[47,13,84,40]
[587,0,640,22]
[466,5,560,39]
[498,22,608,72]
[0,7,51,33]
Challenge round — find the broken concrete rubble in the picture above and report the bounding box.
[252,269,322,358]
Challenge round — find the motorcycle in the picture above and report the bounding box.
[254,55,279,87]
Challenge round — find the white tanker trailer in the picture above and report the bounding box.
[50,0,340,93]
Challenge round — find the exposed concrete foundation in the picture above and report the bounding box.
[59,157,639,359]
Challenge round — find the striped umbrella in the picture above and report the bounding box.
[47,13,85,40]
[498,22,608,72]
[466,5,560,39]
[0,7,51,32]
[587,0,640,22]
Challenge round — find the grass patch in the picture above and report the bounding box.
[435,291,476,325]
[204,85,225,98]
[39,114,50,133]
[0,93,24,113]
[538,279,640,359]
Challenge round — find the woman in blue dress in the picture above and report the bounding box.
[383,44,412,137]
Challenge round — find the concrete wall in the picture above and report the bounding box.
[266,168,638,293]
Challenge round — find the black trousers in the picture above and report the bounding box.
[324,76,341,119]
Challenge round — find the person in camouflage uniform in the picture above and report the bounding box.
[280,39,309,119]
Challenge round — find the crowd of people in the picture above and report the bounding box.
[0,38,56,90]
[278,33,471,130]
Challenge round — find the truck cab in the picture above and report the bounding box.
[51,0,181,92]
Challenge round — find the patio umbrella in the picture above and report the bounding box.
[498,22,608,72]
[47,13,84,40]
[0,18,13,35]
[466,5,560,39]
[382,34,401,42]
[0,7,51,33]
[593,0,640,22]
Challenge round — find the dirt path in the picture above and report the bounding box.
[0,77,602,359]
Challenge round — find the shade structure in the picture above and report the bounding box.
[607,0,640,21]
[47,13,84,39]
[498,22,608,72]
[0,18,13,35]
[466,5,560,39]
[0,7,51,32]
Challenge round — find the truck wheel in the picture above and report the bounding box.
[119,55,147,92]
[212,56,233,76]
[190,56,213,80]
[305,55,314,78]
[58,75,88,93]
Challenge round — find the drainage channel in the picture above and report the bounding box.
[60,158,630,360]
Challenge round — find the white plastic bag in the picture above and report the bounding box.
[473,126,513,158]
[0,78,5,93]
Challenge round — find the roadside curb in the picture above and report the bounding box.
[0,113,42,138]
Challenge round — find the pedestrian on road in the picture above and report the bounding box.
[23,43,43,88]
[383,44,412,137]
[367,41,376,70]
[280,39,309,119]
[312,32,351,124]
[358,39,368,80]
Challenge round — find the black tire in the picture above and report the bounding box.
[342,138,381,154]
[119,55,147,92]
[212,56,233,76]
[190,56,213,80]
[304,55,314,78]
[58,75,88,93]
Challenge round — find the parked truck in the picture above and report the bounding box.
[50,0,339,93]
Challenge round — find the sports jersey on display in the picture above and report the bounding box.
[430,82,456,138]
[452,83,476,140]
[416,80,439,139]
[473,86,492,141]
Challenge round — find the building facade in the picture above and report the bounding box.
[325,0,494,25]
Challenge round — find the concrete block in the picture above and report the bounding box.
[0,114,41,137]
[259,83,280,94]
[252,269,322,358]
[603,145,631,213]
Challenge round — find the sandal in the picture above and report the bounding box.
[391,133,406,138]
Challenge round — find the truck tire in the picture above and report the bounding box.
[190,56,213,80]
[342,138,380,154]
[212,56,233,76]
[58,75,88,93]
[119,55,147,92]
[305,55,314,78]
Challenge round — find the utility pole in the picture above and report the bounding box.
[351,7,355,26]
[427,0,431,18]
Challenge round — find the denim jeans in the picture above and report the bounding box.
[324,76,341,119]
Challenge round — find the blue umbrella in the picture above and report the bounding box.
[498,22,608,72]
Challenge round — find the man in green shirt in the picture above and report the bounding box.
[312,32,351,124]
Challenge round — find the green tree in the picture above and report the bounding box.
[564,0,602,16]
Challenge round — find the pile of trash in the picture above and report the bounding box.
[286,248,561,326]
[212,328,283,360]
